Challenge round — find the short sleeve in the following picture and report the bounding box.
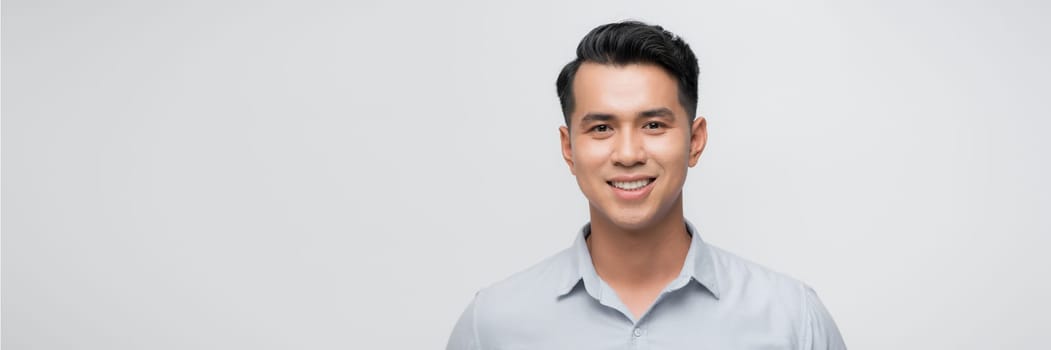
[801,286,847,350]
[446,292,482,350]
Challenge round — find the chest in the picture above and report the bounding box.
[484,290,800,350]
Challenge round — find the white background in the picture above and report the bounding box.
[4,0,1049,348]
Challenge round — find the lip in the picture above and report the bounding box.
[607,176,657,201]
[607,174,656,182]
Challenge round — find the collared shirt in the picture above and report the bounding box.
[446,220,847,350]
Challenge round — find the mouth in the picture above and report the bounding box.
[606,177,657,191]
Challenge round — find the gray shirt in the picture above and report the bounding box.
[446,220,847,349]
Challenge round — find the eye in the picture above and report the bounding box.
[589,124,611,133]
[644,121,664,129]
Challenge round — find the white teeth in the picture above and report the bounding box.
[611,179,652,190]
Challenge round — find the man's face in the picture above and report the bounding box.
[560,62,707,231]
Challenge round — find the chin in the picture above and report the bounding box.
[602,208,660,231]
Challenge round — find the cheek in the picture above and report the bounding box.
[572,141,610,173]
[644,138,690,165]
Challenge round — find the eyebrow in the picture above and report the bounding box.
[580,113,614,124]
[640,107,675,120]
[579,107,677,125]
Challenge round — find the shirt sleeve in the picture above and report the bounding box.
[801,285,847,350]
[446,292,482,350]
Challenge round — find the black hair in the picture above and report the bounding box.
[555,20,699,127]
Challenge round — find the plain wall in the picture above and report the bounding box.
[4,0,1050,348]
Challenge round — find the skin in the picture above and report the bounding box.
[559,62,707,319]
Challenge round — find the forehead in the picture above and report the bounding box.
[570,62,683,122]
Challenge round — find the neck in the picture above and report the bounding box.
[586,196,691,287]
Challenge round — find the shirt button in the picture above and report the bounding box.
[633,328,643,337]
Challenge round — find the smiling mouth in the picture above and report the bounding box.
[607,178,656,191]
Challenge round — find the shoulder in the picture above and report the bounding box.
[454,247,576,345]
[706,241,845,346]
[704,242,814,313]
[706,241,811,296]
[474,246,575,305]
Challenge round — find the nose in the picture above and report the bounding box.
[610,129,647,168]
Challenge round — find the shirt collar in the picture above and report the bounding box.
[555,219,722,300]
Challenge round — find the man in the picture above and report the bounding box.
[447,20,847,349]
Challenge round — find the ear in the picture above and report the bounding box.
[559,126,576,175]
[688,116,707,167]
